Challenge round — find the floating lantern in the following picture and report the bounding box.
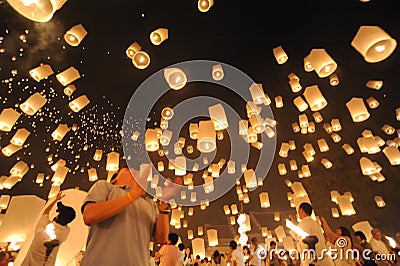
[259,192,270,208]
[366,80,383,90]
[175,156,186,176]
[308,122,315,133]
[160,129,172,146]
[244,169,257,189]
[317,138,329,152]
[293,96,308,112]
[285,179,292,187]
[331,208,340,218]
[106,152,119,172]
[302,165,311,177]
[223,205,231,215]
[189,123,199,139]
[230,216,236,225]
[150,28,168,45]
[330,74,339,86]
[93,149,103,161]
[64,24,87,46]
[209,104,228,131]
[383,146,400,165]
[56,66,80,86]
[227,160,235,174]
[20,92,47,115]
[321,158,333,169]
[0,195,10,210]
[2,144,22,157]
[2,176,19,189]
[35,173,44,184]
[374,196,385,207]
[274,212,281,222]
[289,160,298,171]
[207,229,218,246]
[164,67,187,90]
[212,64,224,81]
[308,49,337,78]
[29,64,54,82]
[346,97,370,122]
[360,157,376,175]
[275,95,283,108]
[288,140,296,150]
[313,112,323,123]
[161,107,174,120]
[291,122,300,133]
[231,204,238,215]
[249,114,265,134]
[331,118,342,131]
[351,26,397,63]
[302,150,314,163]
[279,142,290,158]
[366,97,379,109]
[278,163,287,175]
[273,46,288,64]
[145,128,159,151]
[51,124,69,141]
[331,133,341,143]
[6,0,68,22]
[395,107,400,121]
[303,143,316,156]
[198,0,214,12]
[197,121,216,153]
[192,238,205,260]
[190,192,196,203]
[249,83,267,105]
[197,225,204,236]
[337,195,356,216]
[126,42,141,59]
[246,102,261,117]
[187,230,194,240]
[265,126,275,138]
[87,168,98,182]
[0,108,20,132]
[289,79,302,93]
[192,163,199,171]
[132,51,150,69]
[157,161,164,172]
[303,85,328,111]
[52,165,69,186]
[303,55,314,72]
[64,84,76,96]
[69,95,90,112]
[382,124,395,135]
[288,72,300,81]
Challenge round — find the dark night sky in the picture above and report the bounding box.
[1,0,399,247]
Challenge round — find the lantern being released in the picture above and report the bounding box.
[64,24,88,46]
[0,108,21,132]
[6,0,68,22]
[150,28,168,45]
[351,26,397,63]
[164,68,187,90]
[20,92,47,115]
[29,64,54,82]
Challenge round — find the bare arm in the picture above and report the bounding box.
[153,201,170,244]
[44,192,64,215]
[320,217,341,242]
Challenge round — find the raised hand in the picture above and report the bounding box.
[160,176,183,202]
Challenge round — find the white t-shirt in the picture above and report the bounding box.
[231,249,245,266]
[158,244,181,266]
[369,238,390,255]
[250,247,262,266]
[21,214,70,266]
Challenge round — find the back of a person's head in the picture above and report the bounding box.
[56,202,76,226]
[229,240,238,250]
[213,250,220,258]
[270,241,276,248]
[299,202,313,215]
[168,233,179,245]
[339,226,351,238]
[178,243,185,251]
[355,231,366,241]
[196,255,200,259]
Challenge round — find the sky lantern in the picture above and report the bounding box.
[249,114,265,134]
[346,97,370,122]
[6,0,68,22]
[308,49,337,78]
[164,67,187,90]
[35,173,44,184]
[329,74,339,86]
[366,80,383,90]
[88,168,98,182]
[175,156,186,176]
[2,176,19,189]
[10,161,29,178]
[64,24,88,46]
[126,42,141,59]
[331,208,340,218]
[106,151,120,172]
[275,95,283,108]
[259,192,270,208]
[161,107,174,120]
[303,54,314,72]
[374,196,386,207]
[249,83,267,105]
[2,144,22,157]
[381,124,395,135]
[212,64,224,81]
[337,195,356,216]
[64,84,76,96]
[145,128,159,151]
[187,230,194,240]
[51,165,69,186]
[29,64,54,82]
[317,138,329,152]
[160,129,172,146]
[289,79,302,93]
[383,146,400,165]
[192,238,205,259]
[303,85,328,111]
[244,169,257,189]
[273,46,288,64]
[209,104,228,131]
[51,124,69,141]
[351,25,397,63]
[342,143,355,155]
[207,229,218,246]
[246,102,261,117]
[20,92,47,115]
[278,163,287,175]
[279,142,290,158]
[197,120,216,153]
[293,96,308,112]
[0,195,11,210]
[198,0,214,12]
[366,96,379,109]
[132,51,151,69]
[93,149,103,161]
[56,66,80,86]
[150,28,168,45]
[0,108,21,132]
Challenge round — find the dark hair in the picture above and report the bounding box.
[355,231,366,241]
[196,255,200,259]
[270,241,276,247]
[168,233,179,245]
[229,240,238,250]
[178,243,185,251]
[299,202,313,215]
[338,226,353,246]
[55,202,76,226]
[213,250,220,258]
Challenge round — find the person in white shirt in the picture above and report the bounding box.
[155,233,181,266]
[369,228,395,266]
[227,240,245,266]
[177,243,185,266]
[21,192,76,266]
[247,237,262,266]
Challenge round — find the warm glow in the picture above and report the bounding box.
[45,223,57,240]
[374,44,386,52]
[285,220,309,239]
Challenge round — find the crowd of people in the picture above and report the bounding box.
[1,167,399,266]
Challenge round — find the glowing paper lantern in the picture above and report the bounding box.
[126,42,141,59]
[0,108,20,132]
[313,112,323,123]
[64,24,87,46]
[302,165,311,177]
[366,97,379,109]
[64,84,76,96]
[275,95,283,108]
[330,74,339,86]
[197,120,216,153]
[192,238,205,260]
[209,104,228,131]
[289,160,298,171]
[395,108,400,121]
[303,55,314,72]
[20,92,47,115]
[360,157,376,175]
[164,67,187,90]
[2,176,19,189]
[212,64,224,81]
[346,97,370,122]
[51,165,69,186]
[278,163,287,175]
[303,85,327,111]
[298,114,309,128]
[0,195,10,210]
[317,138,329,152]
[160,129,172,146]
[374,196,385,207]
[289,79,302,93]
[331,133,341,143]
[366,80,383,90]
[231,204,238,215]
[337,195,356,216]
[249,115,264,134]
[6,0,68,22]
[56,66,80,86]
[3,143,22,158]
[145,128,159,152]
[293,96,308,112]
[331,208,339,218]
[150,28,168,45]
[259,192,270,208]
[161,107,174,121]
[331,118,342,132]
[279,142,290,158]
[207,229,218,246]
[51,124,69,141]
[291,122,300,133]
[383,146,400,165]
[352,221,373,242]
[275,225,286,242]
[244,169,257,189]
[273,46,288,64]
[308,49,337,78]
[35,173,44,184]
[175,156,186,176]
[88,168,98,182]
[106,152,120,172]
[93,149,103,161]
[132,51,151,69]
[198,0,213,12]
[382,124,395,135]
[321,158,333,169]
[69,95,90,112]
[187,230,194,240]
[248,83,267,104]
[29,64,54,82]
[351,26,397,63]
[265,126,275,138]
